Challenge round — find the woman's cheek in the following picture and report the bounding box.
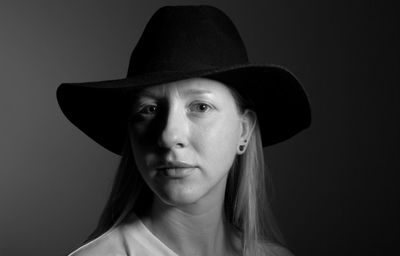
[195,117,239,159]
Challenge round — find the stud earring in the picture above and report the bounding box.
[239,145,245,154]
[238,139,248,154]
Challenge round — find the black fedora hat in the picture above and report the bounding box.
[56,5,311,155]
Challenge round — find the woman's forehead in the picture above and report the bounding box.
[136,78,233,98]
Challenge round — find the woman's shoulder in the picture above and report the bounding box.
[67,228,127,256]
[258,242,295,256]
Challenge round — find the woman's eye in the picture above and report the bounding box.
[138,105,157,115]
[189,103,213,113]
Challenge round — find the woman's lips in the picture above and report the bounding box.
[161,167,196,178]
[156,161,197,178]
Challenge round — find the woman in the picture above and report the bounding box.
[57,5,311,256]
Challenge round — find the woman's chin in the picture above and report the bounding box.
[155,186,204,207]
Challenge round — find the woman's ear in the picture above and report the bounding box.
[237,109,256,154]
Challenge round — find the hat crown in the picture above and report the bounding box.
[127,5,249,76]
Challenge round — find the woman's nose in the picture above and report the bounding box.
[157,106,188,149]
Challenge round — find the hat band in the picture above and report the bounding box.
[127,59,250,77]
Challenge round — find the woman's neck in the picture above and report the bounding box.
[140,196,239,256]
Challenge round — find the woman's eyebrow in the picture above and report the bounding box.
[132,88,213,100]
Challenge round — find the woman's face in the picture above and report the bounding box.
[128,78,249,208]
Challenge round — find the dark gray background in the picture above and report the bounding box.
[1,0,399,255]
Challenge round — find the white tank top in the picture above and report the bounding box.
[68,213,178,256]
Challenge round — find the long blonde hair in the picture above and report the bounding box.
[85,85,287,255]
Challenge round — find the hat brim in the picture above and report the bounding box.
[56,64,311,155]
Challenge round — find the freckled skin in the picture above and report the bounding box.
[128,78,244,208]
